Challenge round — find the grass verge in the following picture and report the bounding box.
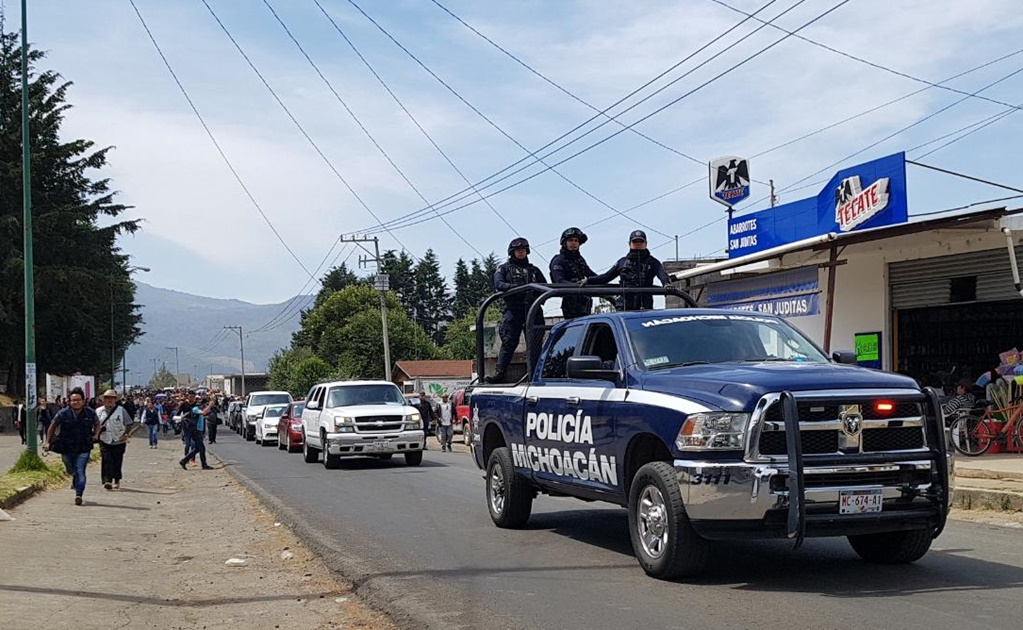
[0,446,99,508]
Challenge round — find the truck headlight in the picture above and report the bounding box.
[675,412,749,450]
[403,412,422,430]
[334,416,355,432]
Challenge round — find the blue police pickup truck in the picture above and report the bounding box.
[470,285,952,580]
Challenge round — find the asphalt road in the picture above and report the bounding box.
[211,431,1023,630]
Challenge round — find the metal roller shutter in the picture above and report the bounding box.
[889,245,1023,309]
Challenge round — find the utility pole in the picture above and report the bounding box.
[770,179,778,208]
[165,347,179,386]
[224,326,245,397]
[21,0,38,454]
[342,235,391,381]
[151,358,158,385]
[674,235,679,262]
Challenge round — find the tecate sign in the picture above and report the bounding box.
[709,156,751,207]
[835,175,890,231]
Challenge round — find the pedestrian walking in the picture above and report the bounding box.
[45,387,99,506]
[143,398,161,448]
[96,389,134,490]
[36,397,53,447]
[437,394,454,452]
[203,398,220,444]
[15,399,27,445]
[179,405,213,470]
[416,392,435,451]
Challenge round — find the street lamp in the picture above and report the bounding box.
[111,265,149,391]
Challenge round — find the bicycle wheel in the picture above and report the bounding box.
[950,416,993,456]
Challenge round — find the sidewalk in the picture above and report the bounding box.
[953,453,1023,512]
[0,433,26,474]
[0,437,393,630]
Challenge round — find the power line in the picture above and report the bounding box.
[313,0,536,256]
[363,0,851,235]
[913,104,1021,159]
[427,0,769,187]
[199,0,417,259]
[355,0,793,234]
[709,0,1023,113]
[906,160,1023,195]
[249,240,348,334]
[345,0,671,240]
[261,0,483,258]
[127,0,313,278]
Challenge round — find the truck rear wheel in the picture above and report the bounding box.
[486,447,532,528]
[847,529,933,564]
[628,461,709,580]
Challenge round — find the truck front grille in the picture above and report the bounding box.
[863,426,925,451]
[354,415,404,433]
[770,469,931,491]
[759,431,838,455]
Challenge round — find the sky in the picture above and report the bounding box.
[9,0,1023,315]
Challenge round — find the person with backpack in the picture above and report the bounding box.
[143,398,161,448]
[179,405,213,470]
[45,387,100,506]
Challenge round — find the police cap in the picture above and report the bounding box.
[629,230,647,243]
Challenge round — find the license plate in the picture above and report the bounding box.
[369,441,389,452]
[839,489,884,514]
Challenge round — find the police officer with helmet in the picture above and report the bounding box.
[489,237,547,384]
[549,227,596,319]
[584,229,670,311]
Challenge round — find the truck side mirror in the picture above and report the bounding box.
[305,400,318,410]
[832,350,858,365]
[567,356,620,382]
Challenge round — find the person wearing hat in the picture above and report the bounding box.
[550,227,596,319]
[96,388,135,490]
[489,237,547,384]
[584,229,670,311]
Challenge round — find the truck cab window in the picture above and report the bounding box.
[540,324,586,380]
[583,323,620,370]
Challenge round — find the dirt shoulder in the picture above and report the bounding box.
[0,435,394,630]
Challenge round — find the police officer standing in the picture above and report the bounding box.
[585,229,670,311]
[489,237,547,384]
[549,227,596,319]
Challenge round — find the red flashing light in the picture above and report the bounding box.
[875,401,895,413]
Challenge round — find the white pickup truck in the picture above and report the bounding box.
[300,380,425,468]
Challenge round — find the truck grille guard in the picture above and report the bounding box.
[779,387,949,549]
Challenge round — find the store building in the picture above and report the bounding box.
[672,152,1023,385]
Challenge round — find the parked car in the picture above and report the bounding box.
[302,380,424,468]
[452,388,472,445]
[277,401,306,453]
[227,401,244,432]
[242,391,293,441]
[254,404,288,446]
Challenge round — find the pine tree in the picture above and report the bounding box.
[452,258,472,320]
[313,262,362,309]
[379,250,416,316]
[0,25,141,393]
[412,249,449,345]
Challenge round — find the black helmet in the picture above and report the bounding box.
[560,227,588,246]
[629,229,647,243]
[508,237,530,255]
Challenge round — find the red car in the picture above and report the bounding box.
[452,389,473,445]
[276,401,306,452]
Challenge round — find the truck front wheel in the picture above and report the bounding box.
[847,529,933,564]
[628,461,709,580]
[486,447,532,528]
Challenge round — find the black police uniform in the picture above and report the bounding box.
[587,230,670,311]
[493,239,547,381]
[549,228,596,319]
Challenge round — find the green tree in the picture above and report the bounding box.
[379,250,416,315]
[289,356,334,397]
[451,258,473,320]
[313,262,362,309]
[267,346,313,392]
[0,26,141,393]
[412,249,449,344]
[149,363,176,389]
[334,308,439,379]
[442,305,500,360]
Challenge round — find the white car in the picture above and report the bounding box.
[301,380,425,469]
[242,391,293,441]
[254,404,289,446]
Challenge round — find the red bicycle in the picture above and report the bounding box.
[949,401,1023,456]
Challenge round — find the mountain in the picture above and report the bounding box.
[121,282,310,386]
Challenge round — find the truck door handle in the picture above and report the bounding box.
[566,396,580,405]
[526,396,539,405]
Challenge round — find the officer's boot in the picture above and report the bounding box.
[485,368,507,384]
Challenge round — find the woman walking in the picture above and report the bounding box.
[143,398,161,448]
[45,388,99,506]
[96,389,134,490]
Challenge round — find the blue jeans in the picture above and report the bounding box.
[147,424,159,446]
[62,452,90,496]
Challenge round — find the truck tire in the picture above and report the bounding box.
[486,447,532,528]
[302,436,319,463]
[322,433,341,469]
[404,451,423,466]
[847,529,933,564]
[628,461,709,580]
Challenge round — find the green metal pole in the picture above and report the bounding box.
[21,0,38,454]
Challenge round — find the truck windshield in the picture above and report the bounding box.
[327,384,405,408]
[249,393,291,406]
[627,312,828,369]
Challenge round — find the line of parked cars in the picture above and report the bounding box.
[226,380,429,468]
